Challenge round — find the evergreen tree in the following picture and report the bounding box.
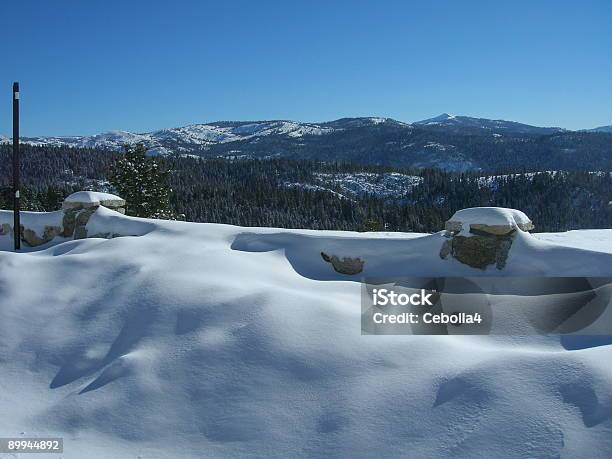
[108,144,173,218]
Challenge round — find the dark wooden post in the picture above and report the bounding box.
[13,82,20,251]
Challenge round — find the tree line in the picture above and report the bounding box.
[0,144,609,233]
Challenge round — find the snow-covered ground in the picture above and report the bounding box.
[534,230,612,254]
[0,211,611,458]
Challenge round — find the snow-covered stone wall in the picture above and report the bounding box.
[0,191,128,247]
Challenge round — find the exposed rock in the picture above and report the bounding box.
[469,224,516,236]
[43,225,62,241]
[22,225,63,247]
[321,252,364,275]
[75,208,96,227]
[62,201,96,210]
[23,228,46,246]
[439,239,452,259]
[440,207,533,270]
[450,235,512,270]
[444,221,463,234]
[74,226,88,240]
[89,232,111,239]
[61,206,98,239]
[495,239,513,270]
[62,209,79,237]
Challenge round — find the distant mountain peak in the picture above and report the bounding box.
[415,113,457,124]
[1,116,610,172]
[589,125,612,133]
[414,113,566,135]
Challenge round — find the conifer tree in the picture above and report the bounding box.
[108,144,173,218]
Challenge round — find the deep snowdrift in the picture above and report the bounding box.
[0,211,611,458]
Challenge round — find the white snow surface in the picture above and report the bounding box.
[534,230,612,254]
[0,209,64,236]
[64,191,124,204]
[0,214,611,458]
[449,207,532,229]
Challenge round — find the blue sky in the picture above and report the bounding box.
[2,0,611,136]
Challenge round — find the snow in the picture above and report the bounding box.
[590,125,612,133]
[284,172,423,199]
[64,191,124,204]
[14,120,337,156]
[534,230,612,254]
[448,207,532,233]
[0,213,611,458]
[0,209,64,236]
[283,182,351,200]
[417,113,458,125]
[86,205,155,237]
[423,141,453,150]
[314,172,423,198]
[477,171,563,188]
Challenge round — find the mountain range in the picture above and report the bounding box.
[590,125,612,133]
[2,114,611,171]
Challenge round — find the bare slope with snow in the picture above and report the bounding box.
[4,116,611,170]
[6,120,337,156]
[0,212,611,458]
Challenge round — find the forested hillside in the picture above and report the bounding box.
[0,145,610,232]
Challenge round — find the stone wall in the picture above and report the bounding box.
[3,191,127,247]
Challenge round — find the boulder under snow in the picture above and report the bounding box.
[62,191,126,214]
[0,191,139,247]
[444,207,534,235]
[440,207,535,270]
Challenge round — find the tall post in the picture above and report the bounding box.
[13,82,20,251]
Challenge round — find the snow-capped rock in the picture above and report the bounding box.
[63,191,126,210]
[445,207,534,235]
[441,207,535,269]
[0,192,133,247]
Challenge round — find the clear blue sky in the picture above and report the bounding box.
[2,0,611,136]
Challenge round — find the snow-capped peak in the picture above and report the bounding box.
[415,113,457,125]
[1,120,339,155]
